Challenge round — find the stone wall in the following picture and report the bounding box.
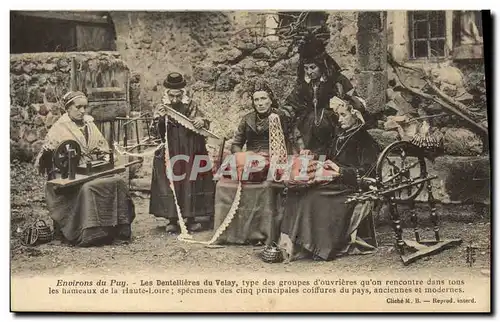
[110,11,361,143]
[10,51,129,161]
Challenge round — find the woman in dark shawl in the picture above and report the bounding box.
[280,35,366,156]
[149,72,215,233]
[279,97,380,261]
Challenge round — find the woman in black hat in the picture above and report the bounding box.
[149,72,215,233]
[280,35,366,157]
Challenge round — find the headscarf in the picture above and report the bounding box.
[61,91,86,110]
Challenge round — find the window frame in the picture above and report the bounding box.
[408,10,448,60]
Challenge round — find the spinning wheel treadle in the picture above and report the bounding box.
[346,140,462,265]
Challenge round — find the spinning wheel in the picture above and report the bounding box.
[53,140,81,179]
[375,141,427,202]
[347,140,462,265]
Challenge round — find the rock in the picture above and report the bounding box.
[215,71,239,92]
[275,46,289,57]
[386,88,396,100]
[28,87,44,104]
[34,115,46,126]
[430,66,465,88]
[10,105,20,117]
[191,81,213,91]
[24,128,38,143]
[231,65,244,75]
[236,41,258,53]
[367,129,400,148]
[357,29,385,71]
[10,126,20,141]
[31,140,45,155]
[142,36,153,44]
[256,60,269,69]
[225,48,243,63]
[252,47,272,59]
[11,62,23,74]
[269,60,294,76]
[238,58,268,74]
[57,59,69,69]
[480,269,490,277]
[216,64,230,72]
[443,128,483,156]
[41,63,57,72]
[385,91,417,115]
[193,65,219,83]
[22,63,35,74]
[36,127,48,139]
[213,48,242,64]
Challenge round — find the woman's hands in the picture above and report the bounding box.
[323,159,341,177]
[193,117,205,129]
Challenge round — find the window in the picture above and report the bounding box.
[408,11,447,59]
[10,11,116,54]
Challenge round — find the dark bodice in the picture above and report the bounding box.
[328,126,381,188]
[230,111,277,153]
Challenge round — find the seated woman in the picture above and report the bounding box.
[279,97,380,261]
[213,80,289,246]
[35,91,136,247]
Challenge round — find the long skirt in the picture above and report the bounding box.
[213,180,282,245]
[45,176,136,247]
[149,120,216,221]
[280,183,375,260]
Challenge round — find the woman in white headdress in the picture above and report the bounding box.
[279,97,380,261]
[35,91,136,247]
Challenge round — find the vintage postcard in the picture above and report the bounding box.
[9,10,491,312]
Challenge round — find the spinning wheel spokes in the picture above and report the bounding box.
[376,141,427,202]
[53,140,81,173]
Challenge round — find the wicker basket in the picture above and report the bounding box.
[21,219,54,246]
[261,243,284,263]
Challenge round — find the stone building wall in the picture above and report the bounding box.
[10,51,129,161]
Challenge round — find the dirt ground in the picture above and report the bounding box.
[10,160,491,278]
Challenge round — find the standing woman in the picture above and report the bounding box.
[281,35,365,156]
[149,73,215,233]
